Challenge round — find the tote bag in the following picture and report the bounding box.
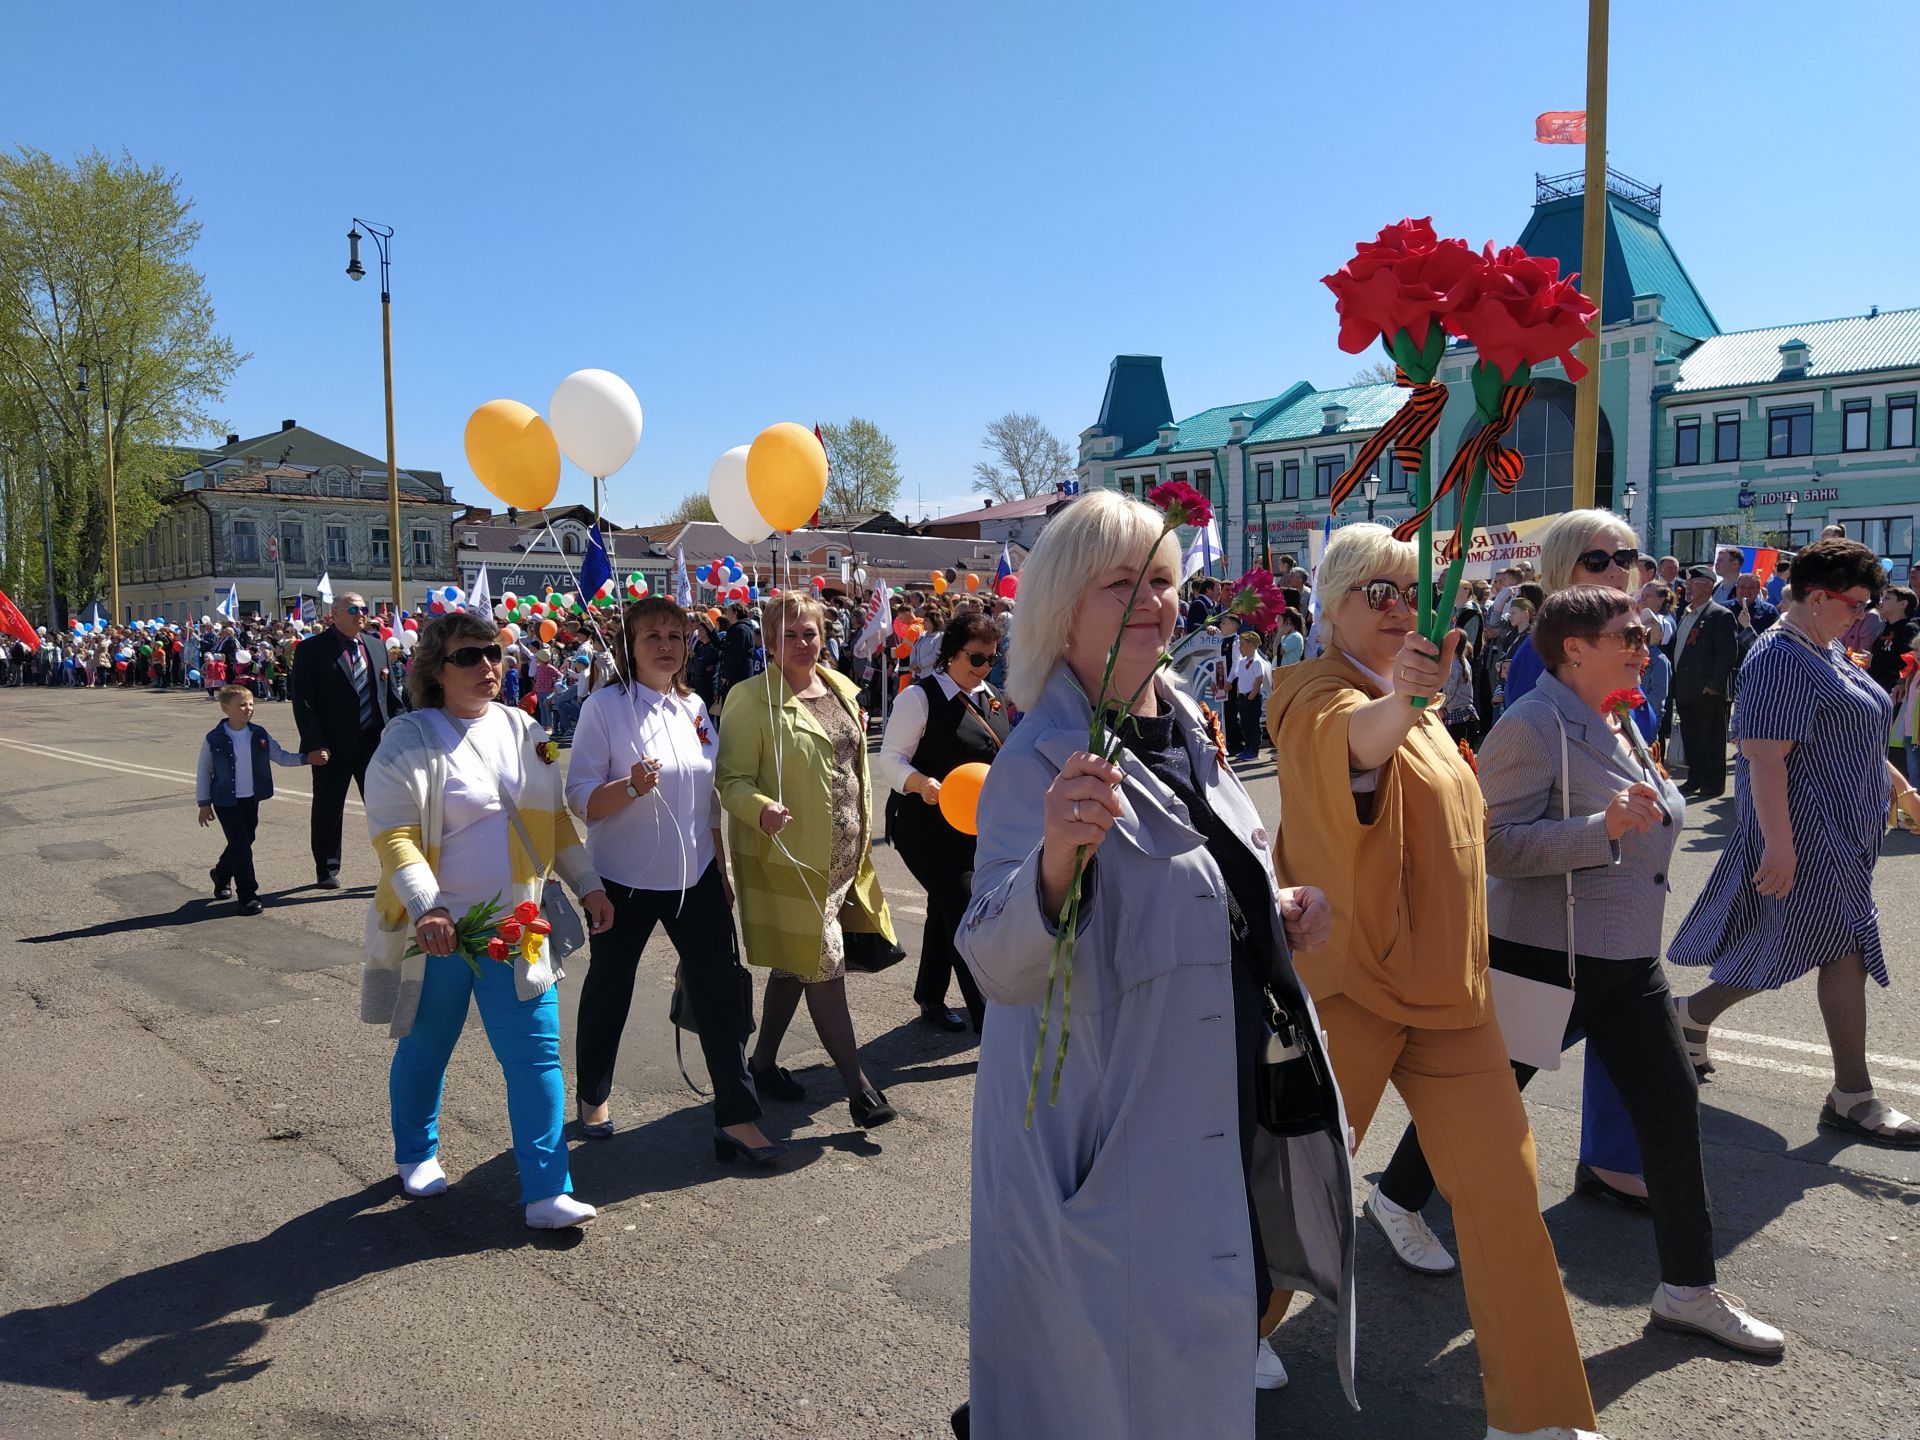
[1487,708,1576,1071]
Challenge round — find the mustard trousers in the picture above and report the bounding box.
[1314,993,1597,1434]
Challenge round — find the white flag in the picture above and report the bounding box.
[851,586,891,660]
[216,583,239,621]
[1182,519,1222,580]
[316,571,334,606]
[673,543,693,608]
[468,563,491,615]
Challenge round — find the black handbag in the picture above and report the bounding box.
[842,929,908,974]
[668,955,756,1096]
[1255,992,1340,1138]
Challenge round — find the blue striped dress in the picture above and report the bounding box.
[1669,623,1894,989]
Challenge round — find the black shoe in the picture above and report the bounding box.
[316,873,342,891]
[1573,1161,1652,1212]
[237,897,264,916]
[713,1130,788,1167]
[575,1108,615,1141]
[210,867,232,901]
[850,1087,897,1129]
[918,1003,968,1033]
[749,1062,806,1102]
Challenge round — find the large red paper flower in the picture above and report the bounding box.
[1323,217,1485,355]
[1443,244,1599,381]
[1148,480,1213,532]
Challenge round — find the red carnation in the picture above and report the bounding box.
[1223,568,1287,635]
[1147,480,1213,532]
[1901,652,1918,680]
[513,900,541,925]
[1323,217,1485,355]
[1442,244,1599,381]
[1601,687,1647,714]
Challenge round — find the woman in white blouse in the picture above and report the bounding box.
[878,612,1010,1033]
[566,597,782,1166]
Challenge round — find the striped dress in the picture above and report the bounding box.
[1669,623,1894,989]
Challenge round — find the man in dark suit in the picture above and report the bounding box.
[1672,566,1737,799]
[714,601,758,709]
[290,592,390,887]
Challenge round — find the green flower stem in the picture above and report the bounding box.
[1421,452,1489,655]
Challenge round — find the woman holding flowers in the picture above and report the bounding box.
[1267,523,1602,1439]
[362,611,614,1229]
[956,489,1352,1439]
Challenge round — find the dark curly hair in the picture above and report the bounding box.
[1533,585,1632,671]
[934,610,1000,671]
[1786,539,1884,603]
[408,611,501,711]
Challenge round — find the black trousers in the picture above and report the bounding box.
[1676,695,1730,796]
[576,865,762,1128]
[309,728,377,879]
[1232,692,1265,754]
[890,801,985,1030]
[212,799,261,901]
[1377,947,1714,1286]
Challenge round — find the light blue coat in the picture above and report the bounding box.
[956,665,1356,1439]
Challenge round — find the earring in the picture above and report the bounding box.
[1573,659,1582,668]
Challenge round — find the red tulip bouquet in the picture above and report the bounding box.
[404,896,552,979]
[1027,479,1208,1125]
[1324,221,1598,703]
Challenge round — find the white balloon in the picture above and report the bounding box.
[549,368,644,479]
[854,567,868,586]
[234,648,253,666]
[398,630,419,652]
[708,444,772,544]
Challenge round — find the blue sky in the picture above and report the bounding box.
[5,1,1915,525]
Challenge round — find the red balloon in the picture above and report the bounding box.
[810,575,826,589]
[403,618,419,632]
[379,626,394,642]
[893,614,911,639]
[996,574,1019,598]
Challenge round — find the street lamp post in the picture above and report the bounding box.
[346,220,404,613]
[1621,481,1638,542]
[76,362,119,622]
[1362,474,1381,525]
[1257,464,1275,571]
[1783,493,1798,550]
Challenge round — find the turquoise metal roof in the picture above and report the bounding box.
[1245,382,1408,444]
[1670,307,1920,392]
[1120,381,1316,458]
[1515,191,1719,341]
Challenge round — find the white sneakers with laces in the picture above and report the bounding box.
[1650,1283,1787,1356]
[1364,1186,1458,1275]
[1254,1336,1288,1390]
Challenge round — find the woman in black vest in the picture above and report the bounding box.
[878,612,1011,1034]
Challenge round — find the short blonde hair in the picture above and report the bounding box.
[1316,523,1417,654]
[1536,509,1637,595]
[1008,490,1179,712]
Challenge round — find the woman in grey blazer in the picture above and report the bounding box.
[954,491,1354,1439]
[1403,587,1784,1359]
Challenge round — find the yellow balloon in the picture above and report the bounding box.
[745,422,829,533]
[465,400,560,511]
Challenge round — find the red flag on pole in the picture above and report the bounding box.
[0,587,41,652]
[1535,111,1587,144]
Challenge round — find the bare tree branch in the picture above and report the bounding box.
[972,412,1072,501]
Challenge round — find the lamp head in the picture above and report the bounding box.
[346,227,366,281]
[75,362,89,395]
[1361,476,1381,504]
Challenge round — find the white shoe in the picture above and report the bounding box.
[1486,1428,1608,1439]
[1364,1186,1457,1276]
[1650,1283,1786,1357]
[397,1157,447,1197]
[1254,1336,1289,1391]
[524,1194,597,1229]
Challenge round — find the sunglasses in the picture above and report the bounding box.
[344,604,371,616]
[1577,548,1639,574]
[1589,623,1651,651]
[962,650,994,668]
[1351,580,1421,612]
[446,643,504,669]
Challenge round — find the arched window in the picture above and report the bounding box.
[1473,377,1613,527]
[562,532,582,555]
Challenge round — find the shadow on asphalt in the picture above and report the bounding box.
[19,883,375,944]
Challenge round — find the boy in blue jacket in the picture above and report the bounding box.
[196,684,322,914]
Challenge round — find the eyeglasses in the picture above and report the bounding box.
[962,650,994,668]
[344,604,370,616]
[446,643,504,669]
[1815,590,1872,617]
[1577,548,1639,574]
[1350,580,1421,612]
[1589,624,1651,651]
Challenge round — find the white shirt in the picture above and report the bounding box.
[877,672,996,793]
[1227,649,1272,697]
[431,705,524,911]
[566,681,719,893]
[231,724,256,800]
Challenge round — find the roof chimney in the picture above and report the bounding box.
[983,499,994,508]
[225,433,240,446]
[281,418,296,431]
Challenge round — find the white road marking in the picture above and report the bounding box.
[0,735,362,811]
[894,905,927,919]
[1709,1048,1920,1103]
[1710,1025,1920,1075]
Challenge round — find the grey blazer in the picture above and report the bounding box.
[1481,671,1687,961]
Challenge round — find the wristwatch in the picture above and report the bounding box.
[624,779,641,800]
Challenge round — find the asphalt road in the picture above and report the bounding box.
[1,685,1916,1440]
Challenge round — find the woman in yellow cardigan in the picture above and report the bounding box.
[717,594,901,1130]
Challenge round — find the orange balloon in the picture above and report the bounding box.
[745,422,829,532]
[539,618,558,642]
[932,574,948,595]
[464,400,560,511]
[707,607,722,623]
[937,761,991,835]
[965,572,981,592]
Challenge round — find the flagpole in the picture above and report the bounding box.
[1572,0,1609,511]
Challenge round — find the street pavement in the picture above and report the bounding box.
[1,684,1916,1440]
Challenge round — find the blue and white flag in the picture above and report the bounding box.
[298,595,317,624]
[216,583,239,621]
[672,542,693,608]
[1181,518,1222,581]
[580,524,613,604]
[995,543,1013,586]
[316,571,334,607]
[467,563,492,616]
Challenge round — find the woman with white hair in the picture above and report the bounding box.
[1266,523,1603,1440]
[954,490,1353,1438]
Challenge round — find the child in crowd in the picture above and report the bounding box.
[195,685,319,914]
[203,652,227,699]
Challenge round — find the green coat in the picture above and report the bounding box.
[715,665,895,981]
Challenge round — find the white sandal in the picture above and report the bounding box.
[1820,1092,1920,1149]
[1672,995,1715,1079]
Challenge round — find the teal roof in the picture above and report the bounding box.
[1094,355,1176,455]
[1516,190,1719,341]
[1122,397,1281,457]
[1246,382,1407,444]
[1670,307,1920,392]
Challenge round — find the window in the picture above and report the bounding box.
[1281,460,1300,500]
[1119,475,1136,497]
[232,519,258,563]
[1851,515,1916,583]
[371,527,391,566]
[325,524,348,566]
[562,532,582,555]
[1669,526,1719,566]
[1192,468,1212,503]
[279,521,306,567]
[1890,397,1916,449]
[1714,414,1741,462]
[1674,418,1700,466]
[1314,456,1342,498]
[1842,400,1870,453]
[1767,405,1813,457]
[1254,463,1274,503]
[411,527,434,567]
[1382,452,1410,492]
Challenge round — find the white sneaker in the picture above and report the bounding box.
[524,1194,597,1229]
[397,1157,447,1197]
[1486,1428,1608,1439]
[1364,1186,1457,1275]
[1650,1284,1786,1357]
[1254,1336,1289,1391]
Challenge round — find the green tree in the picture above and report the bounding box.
[0,148,245,617]
[819,417,902,517]
[972,411,1072,500]
[664,490,716,524]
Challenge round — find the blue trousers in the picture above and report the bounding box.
[1579,1042,1645,1175]
[390,951,571,1204]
